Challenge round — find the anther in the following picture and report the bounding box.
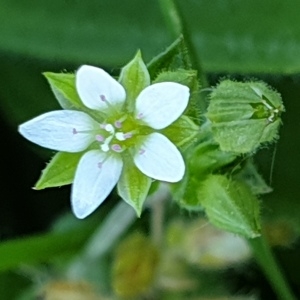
[111,144,123,153]
[136,113,144,119]
[96,134,104,142]
[139,149,146,155]
[97,162,103,169]
[114,121,122,128]
[100,94,107,102]
[72,128,78,134]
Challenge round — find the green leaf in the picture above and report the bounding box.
[147,36,191,78]
[199,175,261,238]
[0,221,95,272]
[119,51,150,112]
[172,139,237,211]
[3,0,300,74]
[162,115,198,150]
[117,156,151,217]
[35,152,83,190]
[172,173,203,211]
[188,140,238,177]
[234,159,272,195]
[44,72,104,121]
[43,72,81,110]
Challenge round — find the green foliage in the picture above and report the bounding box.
[119,50,150,111]
[0,219,96,272]
[207,80,284,153]
[117,156,152,217]
[199,175,261,238]
[35,152,83,189]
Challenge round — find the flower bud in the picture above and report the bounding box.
[207,80,284,153]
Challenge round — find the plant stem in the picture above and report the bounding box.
[157,0,207,86]
[248,235,296,300]
[149,184,169,248]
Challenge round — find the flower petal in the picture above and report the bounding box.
[76,65,126,111]
[18,110,98,152]
[134,132,185,182]
[71,150,123,219]
[135,82,190,129]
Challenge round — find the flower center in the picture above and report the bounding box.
[96,114,139,153]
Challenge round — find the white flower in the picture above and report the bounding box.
[19,65,190,218]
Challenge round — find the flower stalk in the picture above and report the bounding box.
[248,234,296,300]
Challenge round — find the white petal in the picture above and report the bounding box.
[134,132,185,182]
[135,82,189,129]
[18,110,98,152]
[71,150,123,219]
[76,65,126,111]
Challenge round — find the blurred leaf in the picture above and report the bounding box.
[2,0,300,74]
[0,221,95,272]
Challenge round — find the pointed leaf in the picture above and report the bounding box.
[119,51,150,112]
[118,155,151,217]
[44,72,82,110]
[35,152,83,190]
[147,35,192,78]
[199,175,261,238]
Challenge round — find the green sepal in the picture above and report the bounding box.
[118,154,151,217]
[172,139,237,211]
[234,159,272,195]
[199,175,261,238]
[154,69,202,124]
[147,35,191,78]
[35,151,83,189]
[119,51,150,112]
[43,72,103,121]
[162,115,198,150]
[211,119,277,153]
[207,80,284,153]
[188,140,238,177]
[112,232,159,298]
[171,173,203,211]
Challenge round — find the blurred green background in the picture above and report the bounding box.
[1,0,300,299]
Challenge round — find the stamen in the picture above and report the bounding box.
[115,132,126,141]
[96,134,104,142]
[136,112,144,119]
[111,144,123,153]
[105,124,114,133]
[72,128,78,134]
[139,149,146,155]
[101,144,110,152]
[100,94,107,102]
[124,132,133,139]
[114,121,122,128]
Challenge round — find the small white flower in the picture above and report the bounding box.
[19,65,190,218]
